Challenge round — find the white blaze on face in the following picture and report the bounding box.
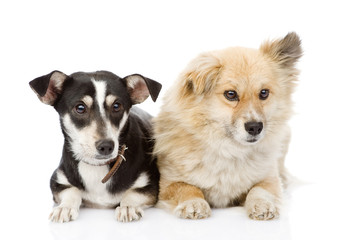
[92,79,120,154]
[92,79,129,151]
[92,79,107,118]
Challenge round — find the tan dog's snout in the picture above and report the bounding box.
[244,121,263,136]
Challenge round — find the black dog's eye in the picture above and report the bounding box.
[224,90,239,101]
[113,102,121,112]
[259,89,270,100]
[75,104,86,114]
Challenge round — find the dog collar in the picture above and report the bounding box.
[101,144,128,184]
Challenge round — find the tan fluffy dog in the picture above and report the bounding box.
[153,32,302,220]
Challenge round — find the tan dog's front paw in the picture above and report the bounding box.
[49,206,79,223]
[246,199,279,220]
[115,206,144,222]
[174,198,211,219]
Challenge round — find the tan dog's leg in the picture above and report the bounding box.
[245,176,282,220]
[159,182,211,219]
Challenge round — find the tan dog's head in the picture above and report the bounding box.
[177,32,302,145]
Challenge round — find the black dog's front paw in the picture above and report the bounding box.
[49,206,79,223]
[114,206,144,222]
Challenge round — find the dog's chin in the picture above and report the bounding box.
[245,138,260,145]
[244,134,265,145]
[233,135,264,146]
[82,160,110,166]
[80,155,117,166]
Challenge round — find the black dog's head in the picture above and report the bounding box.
[30,70,161,165]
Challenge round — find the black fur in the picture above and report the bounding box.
[30,70,161,212]
[50,107,160,198]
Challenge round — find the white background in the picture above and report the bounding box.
[1,0,345,239]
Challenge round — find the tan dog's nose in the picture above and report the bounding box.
[245,122,263,136]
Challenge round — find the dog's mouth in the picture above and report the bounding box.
[246,138,258,143]
[95,155,114,160]
[79,154,117,166]
[245,134,264,144]
[97,155,118,165]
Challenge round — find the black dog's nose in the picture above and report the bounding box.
[245,122,263,136]
[96,140,115,155]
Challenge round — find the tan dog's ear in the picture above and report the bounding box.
[260,32,302,68]
[181,52,222,96]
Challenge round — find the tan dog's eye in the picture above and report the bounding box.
[259,89,269,100]
[224,90,238,101]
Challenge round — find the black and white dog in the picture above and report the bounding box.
[30,70,162,223]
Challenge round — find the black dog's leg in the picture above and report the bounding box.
[49,170,83,223]
[114,185,158,222]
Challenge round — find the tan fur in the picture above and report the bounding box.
[154,32,302,220]
[160,181,205,203]
[158,180,211,219]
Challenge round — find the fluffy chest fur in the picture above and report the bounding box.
[157,128,284,208]
[202,142,279,208]
[192,141,278,207]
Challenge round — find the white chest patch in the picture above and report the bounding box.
[78,161,123,208]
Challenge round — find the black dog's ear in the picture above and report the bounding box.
[123,74,162,104]
[29,71,68,105]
